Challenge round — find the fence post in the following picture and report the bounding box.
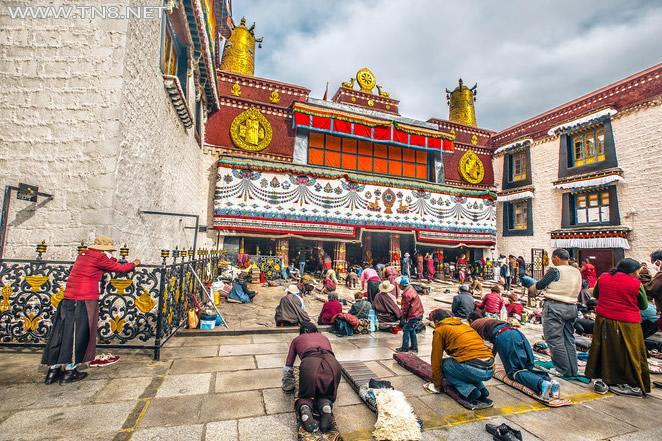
[153,250,169,361]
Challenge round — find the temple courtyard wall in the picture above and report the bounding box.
[494,100,662,264]
[0,1,216,263]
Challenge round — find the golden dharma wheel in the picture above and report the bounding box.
[356,68,376,93]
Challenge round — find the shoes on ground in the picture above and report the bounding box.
[317,399,333,433]
[299,405,319,433]
[609,384,643,397]
[44,367,62,385]
[593,379,609,394]
[485,423,523,441]
[409,347,419,353]
[60,369,88,384]
[540,381,553,400]
[653,381,662,389]
[90,353,120,367]
[550,380,560,399]
[395,347,409,353]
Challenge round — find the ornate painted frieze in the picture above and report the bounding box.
[213,165,496,244]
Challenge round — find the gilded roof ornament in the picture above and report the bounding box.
[341,68,390,97]
[446,78,478,127]
[220,17,264,77]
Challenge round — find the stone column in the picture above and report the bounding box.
[333,242,346,276]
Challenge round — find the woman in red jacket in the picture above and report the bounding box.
[585,258,650,397]
[42,236,140,384]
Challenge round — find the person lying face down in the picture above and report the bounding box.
[428,309,495,407]
[468,312,560,400]
[282,323,342,434]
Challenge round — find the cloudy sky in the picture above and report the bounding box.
[231,0,662,130]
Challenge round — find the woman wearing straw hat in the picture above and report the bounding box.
[42,236,140,385]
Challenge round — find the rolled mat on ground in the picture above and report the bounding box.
[492,368,572,407]
[340,360,421,441]
[392,352,491,410]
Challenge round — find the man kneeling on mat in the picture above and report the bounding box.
[469,312,560,400]
[282,322,342,433]
[428,309,495,406]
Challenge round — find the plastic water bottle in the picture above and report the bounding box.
[500,305,508,321]
[368,309,378,332]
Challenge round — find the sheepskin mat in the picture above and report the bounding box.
[372,388,421,441]
[493,368,573,407]
[340,360,422,440]
[392,352,490,410]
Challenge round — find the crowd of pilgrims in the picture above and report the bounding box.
[275,248,662,434]
[37,235,662,436]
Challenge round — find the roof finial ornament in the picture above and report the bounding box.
[220,16,263,76]
[446,78,478,127]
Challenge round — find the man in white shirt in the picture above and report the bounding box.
[530,248,582,377]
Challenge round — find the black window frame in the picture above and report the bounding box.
[558,120,618,178]
[502,147,532,190]
[502,198,533,236]
[161,15,190,98]
[561,185,620,228]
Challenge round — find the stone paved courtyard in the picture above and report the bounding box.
[2,321,662,441]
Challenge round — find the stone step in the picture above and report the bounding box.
[178,324,334,337]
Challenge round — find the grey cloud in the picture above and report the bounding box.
[232,0,662,130]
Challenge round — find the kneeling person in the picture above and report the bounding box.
[282,323,342,433]
[429,309,494,406]
[469,313,559,400]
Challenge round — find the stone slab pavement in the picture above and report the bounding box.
[1,325,662,441]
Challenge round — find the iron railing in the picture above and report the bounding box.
[0,245,220,360]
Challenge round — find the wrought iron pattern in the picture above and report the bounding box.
[0,260,70,343]
[0,254,220,359]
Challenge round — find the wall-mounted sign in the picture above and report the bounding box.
[17,183,38,202]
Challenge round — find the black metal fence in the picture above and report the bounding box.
[0,246,220,360]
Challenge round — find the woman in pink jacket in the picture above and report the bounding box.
[42,236,140,385]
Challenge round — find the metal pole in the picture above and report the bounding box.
[187,262,228,328]
[193,216,199,256]
[153,266,167,360]
[139,210,200,256]
[0,186,13,260]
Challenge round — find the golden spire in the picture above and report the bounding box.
[446,79,477,127]
[220,17,263,77]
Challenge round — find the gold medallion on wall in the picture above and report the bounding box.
[230,108,273,152]
[458,149,485,184]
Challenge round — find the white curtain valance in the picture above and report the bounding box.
[547,108,617,136]
[497,191,534,202]
[494,138,533,155]
[550,236,630,250]
[555,174,624,190]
